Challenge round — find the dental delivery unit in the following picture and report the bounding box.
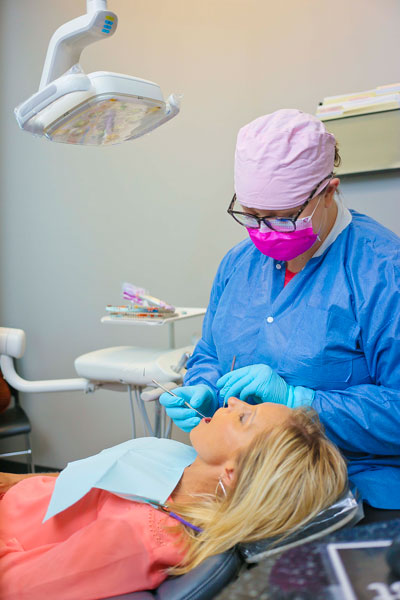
[14,0,180,145]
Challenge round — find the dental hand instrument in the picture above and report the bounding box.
[122,283,175,312]
[149,500,203,533]
[152,379,207,419]
[141,381,177,402]
[223,356,237,408]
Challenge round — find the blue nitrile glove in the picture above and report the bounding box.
[159,384,218,432]
[216,364,315,408]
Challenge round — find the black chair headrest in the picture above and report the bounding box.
[239,485,363,563]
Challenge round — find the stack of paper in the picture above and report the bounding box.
[316,83,400,120]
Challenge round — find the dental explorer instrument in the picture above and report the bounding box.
[152,379,207,419]
[223,355,237,408]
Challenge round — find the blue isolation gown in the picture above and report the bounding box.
[184,210,400,509]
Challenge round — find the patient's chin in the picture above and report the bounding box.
[189,416,211,447]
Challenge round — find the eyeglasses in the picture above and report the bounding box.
[228,173,333,232]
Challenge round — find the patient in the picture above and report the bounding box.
[0,397,347,599]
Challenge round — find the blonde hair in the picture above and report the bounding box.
[169,407,347,574]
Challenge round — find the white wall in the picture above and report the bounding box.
[1,0,399,468]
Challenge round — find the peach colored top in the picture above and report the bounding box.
[0,476,185,600]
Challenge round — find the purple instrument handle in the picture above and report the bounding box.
[150,501,203,533]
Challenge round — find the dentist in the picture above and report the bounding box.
[160,109,400,513]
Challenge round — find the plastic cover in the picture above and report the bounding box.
[239,485,364,563]
[45,94,166,145]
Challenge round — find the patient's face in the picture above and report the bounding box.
[190,397,291,466]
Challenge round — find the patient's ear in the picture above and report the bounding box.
[221,460,237,488]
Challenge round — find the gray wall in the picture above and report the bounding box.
[1,0,399,468]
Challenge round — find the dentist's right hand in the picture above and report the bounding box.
[159,384,217,432]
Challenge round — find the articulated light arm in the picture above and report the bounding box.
[87,0,108,13]
[39,0,117,90]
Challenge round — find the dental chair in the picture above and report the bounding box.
[107,486,363,600]
[0,327,192,440]
[0,328,363,599]
[0,385,35,472]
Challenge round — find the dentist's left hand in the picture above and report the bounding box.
[159,384,218,432]
[217,364,315,408]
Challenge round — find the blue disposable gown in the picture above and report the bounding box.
[184,211,400,509]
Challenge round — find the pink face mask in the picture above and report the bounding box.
[246,198,321,261]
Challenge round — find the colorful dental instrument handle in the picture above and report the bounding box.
[216,364,315,408]
[159,384,218,432]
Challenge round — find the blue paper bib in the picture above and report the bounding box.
[44,437,197,522]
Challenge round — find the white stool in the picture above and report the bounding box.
[74,345,193,438]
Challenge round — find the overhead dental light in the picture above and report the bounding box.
[14,0,180,146]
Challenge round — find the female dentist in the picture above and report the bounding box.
[160,109,400,515]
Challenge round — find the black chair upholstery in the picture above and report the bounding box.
[239,485,363,563]
[0,387,34,472]
[107,549,243,600]
[0,402,31,438]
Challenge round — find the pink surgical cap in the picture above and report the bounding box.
[234,109,336,210]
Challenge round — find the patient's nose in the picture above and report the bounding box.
[227,396,244,409]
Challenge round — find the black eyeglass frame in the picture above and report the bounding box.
[228,172,333,232]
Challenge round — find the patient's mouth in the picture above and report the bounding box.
[203,417,211,424]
